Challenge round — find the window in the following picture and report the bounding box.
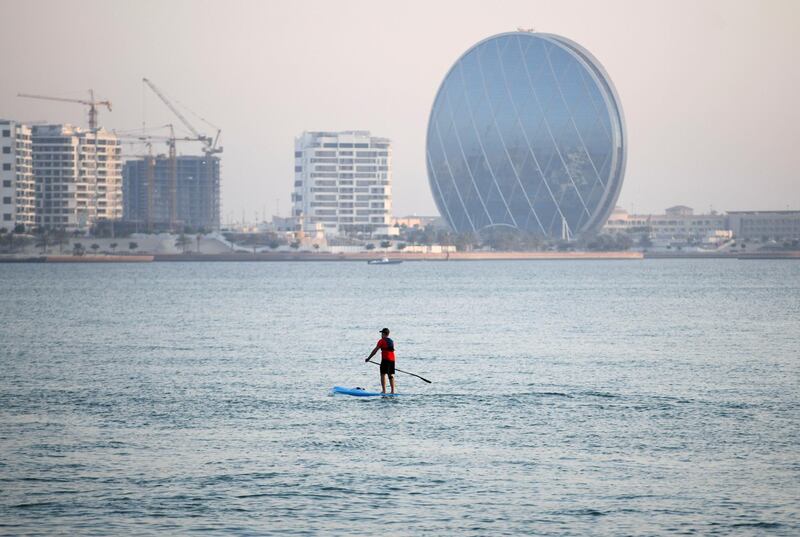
[295,166,302,172]
[2,164,10,171]
[2,197,11,204]
[2,147,10,154]
[1,130,9,137]
[3,213,10,221]
[2,180,10,187]
[294,151,303,157]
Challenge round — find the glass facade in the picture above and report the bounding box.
[426,32,626,239]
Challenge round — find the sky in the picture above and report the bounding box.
[1,0,798,222]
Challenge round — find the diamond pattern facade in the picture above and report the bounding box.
[426,32,626,239]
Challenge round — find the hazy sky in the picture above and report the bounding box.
[1,0,797,221]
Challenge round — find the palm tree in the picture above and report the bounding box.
[109,242,118,254]
[73,242,84,256]
[35,230,50,254]
[53,228,68,254]
[128,241,138,253]
[90,243,100,255]
[175,234,191,253]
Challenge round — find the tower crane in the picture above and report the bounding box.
[18,90,112,131]
[142,78,222,231]
[141,78,222,156]
[115,125,207,232]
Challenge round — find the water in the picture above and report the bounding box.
[1,259,798,535]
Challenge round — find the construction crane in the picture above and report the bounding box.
[141,78,222,156]
[18,90,112,131]
[116,125,206,232]
[142,78,222,231]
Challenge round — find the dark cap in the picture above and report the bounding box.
[379,327,390,334]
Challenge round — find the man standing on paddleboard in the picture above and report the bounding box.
[366,328,395,394]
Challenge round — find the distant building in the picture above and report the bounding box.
[123,155,220,231]
[427,32,626,240]
[31,124,122,230]
[293,131,392,236]
[0,120,35,229]
[605,206,800,243]
[392,215,440,229]
[726,211,800,240]
[604,206,728,242]
[665,205,694,217]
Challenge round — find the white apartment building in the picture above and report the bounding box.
[32,124,122,229]
[292,131,392,236]
[0,120,35,229]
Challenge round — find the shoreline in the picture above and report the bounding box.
[0,250,797,263]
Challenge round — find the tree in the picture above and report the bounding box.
[365,243,376,251]
[53,228,68,254]
[396,242,407,251]
[109,242,118,254]
[175,233,191,253]
[196,234,203,253]
[35,231,50,254]
[128,241,138,253]
[313,243,320,250]
[90,243,100,254]
[380,240,391,250]
[290,241,300,250]
[73,242,85,256]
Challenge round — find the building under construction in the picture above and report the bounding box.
[123,155,220,231]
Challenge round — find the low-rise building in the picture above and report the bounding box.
[605,206,800,243]
[726,211,800,241]
[604,206,728,242]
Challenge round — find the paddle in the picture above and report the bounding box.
[366,359,432,383]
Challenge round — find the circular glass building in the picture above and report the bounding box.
[426,32,626,239]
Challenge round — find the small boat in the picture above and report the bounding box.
[367,257,402,265]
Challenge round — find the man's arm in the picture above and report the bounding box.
[366,345,380,362]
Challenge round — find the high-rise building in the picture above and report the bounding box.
[123,155,220,231]
[426,31,626,240]
[0,120,35,229]
[31,124,122,229]
[293,131,392,235]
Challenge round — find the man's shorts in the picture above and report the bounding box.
[380,359,395,376]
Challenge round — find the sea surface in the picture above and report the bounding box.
[0,259,798,536]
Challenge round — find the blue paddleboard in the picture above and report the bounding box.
[332,386,401,397]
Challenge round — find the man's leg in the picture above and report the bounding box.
[380,373,387,393]
[389,375,396,394]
